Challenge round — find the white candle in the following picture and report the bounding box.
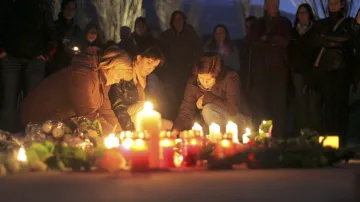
[242,128,251,144]
[104,133,120,149]
[226,121,239,143]
[136,101,161,169]
[209,123,221,142]
[192,122,202,132]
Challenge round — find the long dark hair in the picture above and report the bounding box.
[169,10,187,31]
[207,24,234,52]
[193,52,227,82]
[83,23,103,48]
[294,3,316,26]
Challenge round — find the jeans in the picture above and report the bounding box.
[0,55,45,132]
[201,103,250,132]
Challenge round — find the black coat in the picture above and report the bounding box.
[117,32,156,57]
[109,80,139,131]
[313,16,354,71]
[0,0,57,59]
[288,25,318,74]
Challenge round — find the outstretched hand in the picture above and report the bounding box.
[196,95,204,109]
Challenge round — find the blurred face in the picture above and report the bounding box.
[265,0,279,17]
[87,28,98,43]
[214,27,226,44]
[173,13,184,33]
[62,2,76,21]
[135,21,147,36]
[329,0,343,13]
[136,56,161,77]
[198,73,216,89]
[298,7,310,24]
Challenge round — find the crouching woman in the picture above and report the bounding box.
[109,46,173,131]
[21,46,128,134]
[173,53,249,132]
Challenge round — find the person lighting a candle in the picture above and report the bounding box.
[21,46,130,134]
[172,53,250,133]
[108,46,173,131]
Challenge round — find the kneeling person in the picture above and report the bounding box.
[173,53,248,132]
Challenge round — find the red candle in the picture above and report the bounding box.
[159,132,176,168]
[130,139,150,171]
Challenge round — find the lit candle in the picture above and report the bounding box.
[104,133,120,149]
[136,101,161,169]
[160,131,176,168]
[226,121,239,143]
[192,122,202,132]
[209,123,221,142]
[17,147,27,162]
[242,128,251,144]
[130,132,150,171]
[319,136,339,149]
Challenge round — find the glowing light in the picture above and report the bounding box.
[319,136,339,149]
[104,133,120,149]
[144,101,153,111]
[134,139,147,150]
[174,153,183,168]
[72,46,79,51]
[221,140,231,148]
[17,147,27,162]
[122,138,134,149]
[226,121,239,143]
[192,122,202,131]
[190,138,197,145]
[243,128,251,144]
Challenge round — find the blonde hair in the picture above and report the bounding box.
[99,46,133,81]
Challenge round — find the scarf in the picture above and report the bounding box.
[296,22,313,36]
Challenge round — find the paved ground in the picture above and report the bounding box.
[1,162,360,202]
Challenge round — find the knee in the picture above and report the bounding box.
[201,104,218,116]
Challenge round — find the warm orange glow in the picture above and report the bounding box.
[221,140,231,148]
[133,139,148,151]
[122,138,134,149]
[190,138,198,145]
[104,133,120,149]
[319,136,339,149]
[174,153,183,168]
[160,139,174,147]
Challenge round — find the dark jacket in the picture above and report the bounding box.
[247,15,292,87]
[173,71,241,131]
[21,47,120,134]
[288,25,317,74]
[118,32,156,57]
[0,0,57,59]
[109,80,139,131]
[51,14,82,71]
[313,16,354,71]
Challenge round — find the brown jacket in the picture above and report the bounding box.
[173,71,241,130]
[21,51,120,134]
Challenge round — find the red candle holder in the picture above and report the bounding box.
[159,131,177,168]
[215,133,236,158]
[179,130,205,167]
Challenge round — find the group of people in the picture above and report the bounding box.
[0,0,360,146]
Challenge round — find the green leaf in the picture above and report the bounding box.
[43,140,55,153]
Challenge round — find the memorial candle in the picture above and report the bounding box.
[104,133,120,149]
[209,123,221,142]
[242,128,251,144]
[226,121,239,143]
[160,131,176,168]
[136,101,161,169]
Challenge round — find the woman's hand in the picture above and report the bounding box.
[196,95,204,109]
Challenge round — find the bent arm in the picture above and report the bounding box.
[202,72,240,116]
[109,83,136,131]
[68,72,115,134]
[173,84,198,131]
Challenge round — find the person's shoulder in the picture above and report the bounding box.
[225,70,239,79]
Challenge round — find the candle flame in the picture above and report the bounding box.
[104,133,120,149]
[72,46,79,51]
[192,122,202,131]
[17,147,27,162]
[122,138,133,149]
[245,128,251,133]
[144,101,153,111]
[262,120,266,124]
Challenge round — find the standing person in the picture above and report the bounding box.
[159,11,203,121]
[247,0,292,138]
[80,23,103,55]
[204,24,240,71]
[117,17,156,57]
[239,16,257,90]
[0,0,57,132]
[288,4,319,134]
[48,0,82,75]
[21,46,126,134]
[312,0,355,146]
